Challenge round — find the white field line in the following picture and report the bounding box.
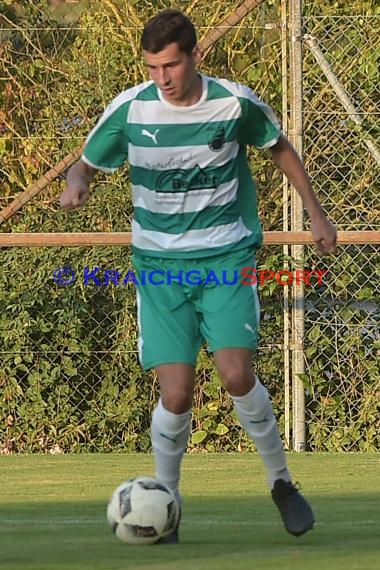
[0,518,378,527]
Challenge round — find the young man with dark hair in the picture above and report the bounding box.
[60,8,337,543]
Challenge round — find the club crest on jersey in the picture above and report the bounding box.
[208,127,226,151]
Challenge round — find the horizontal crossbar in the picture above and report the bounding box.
[0,231,379,247]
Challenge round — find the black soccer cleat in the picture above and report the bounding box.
[156,525,179,544]
[156,496,181,545]
[271,479,315,537]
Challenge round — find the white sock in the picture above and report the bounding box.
[151,398,191,492]
[231,378,291,489]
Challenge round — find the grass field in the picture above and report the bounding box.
[0,453,379,570]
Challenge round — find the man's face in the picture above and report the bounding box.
[143,42,200,105]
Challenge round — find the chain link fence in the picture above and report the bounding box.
[302,13,379,450]
[0,1,379,453]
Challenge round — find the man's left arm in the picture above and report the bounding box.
[269,133,337,256]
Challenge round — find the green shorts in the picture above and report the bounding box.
[132,248,260,370]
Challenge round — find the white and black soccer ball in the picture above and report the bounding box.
[106,476,180,545]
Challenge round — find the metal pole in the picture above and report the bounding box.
[281,0,291,450]
[288,0,305,451]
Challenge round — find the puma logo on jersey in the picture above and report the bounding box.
[141,128,159,144]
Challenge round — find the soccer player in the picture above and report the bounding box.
[60,8,337,542]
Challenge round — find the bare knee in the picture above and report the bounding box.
[219,366,255,396]
[162,390,192,414]
[214,349,255,396]
[155,363,194,414]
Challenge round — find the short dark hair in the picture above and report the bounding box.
[141,9,197,55]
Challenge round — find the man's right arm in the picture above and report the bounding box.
[60,159,97,210]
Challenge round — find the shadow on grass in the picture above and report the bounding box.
[0,493,379,569]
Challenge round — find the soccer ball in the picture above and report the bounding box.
[106,476,180,545]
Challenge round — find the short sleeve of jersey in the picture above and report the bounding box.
[237,88,281,149]
[82,97,130,172]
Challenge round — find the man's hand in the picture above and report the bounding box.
[310,216,337,256]
[60,185,90,210]
[59,159,96,210]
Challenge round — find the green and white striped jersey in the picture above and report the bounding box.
[82,74,281,258]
